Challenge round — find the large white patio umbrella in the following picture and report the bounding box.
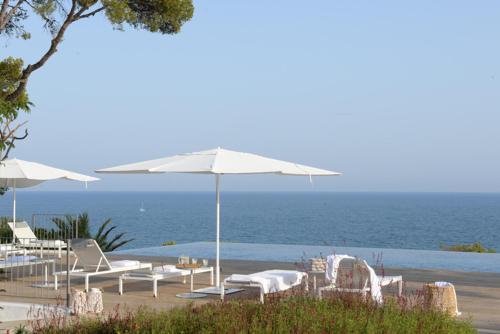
[96,147,341,288]
[0,158,99,240]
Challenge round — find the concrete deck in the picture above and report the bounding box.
[1,254,499,333]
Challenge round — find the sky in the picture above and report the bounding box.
[2,0,500,192]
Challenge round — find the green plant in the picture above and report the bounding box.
[30,294,476,334]
[0,216,13,241]
[52,212,133,252]
[14,324,29,334]
[441,242,496,253]
[162,240,176,246]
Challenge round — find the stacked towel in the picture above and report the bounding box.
[227,270,306,294]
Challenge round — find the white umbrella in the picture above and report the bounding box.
[96,147,341,288]
[0,158,99,240]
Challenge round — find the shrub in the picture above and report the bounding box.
[30,294,475,334]
[441,242,495,253]
[162,240,176,246]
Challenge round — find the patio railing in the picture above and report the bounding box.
[0,214,79,306]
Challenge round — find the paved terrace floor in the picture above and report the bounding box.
[1,255,499,333]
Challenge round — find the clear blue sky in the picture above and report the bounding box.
[4,0,500,192]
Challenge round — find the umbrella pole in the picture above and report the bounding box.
[12,180,16,244]
[215,174,220,287]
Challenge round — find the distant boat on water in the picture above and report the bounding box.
[139,203,146,212]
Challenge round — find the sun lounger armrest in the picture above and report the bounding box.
[378,275,403,287]
[53,268,85,276]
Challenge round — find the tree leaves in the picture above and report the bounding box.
[0,57,31,121]
[52,212,133,252]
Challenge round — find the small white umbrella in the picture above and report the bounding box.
[0,158,99,240]
[96,147,341,288]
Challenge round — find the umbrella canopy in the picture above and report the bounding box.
[0,158,99,240]
[96,147,341,288]
[96,147,339,176]
[0,158,99,188]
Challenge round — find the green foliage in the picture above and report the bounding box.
[1,0,193,163]
[103,0,193,34]
[14,324,29,334]
[51,212,133,252]
[30,295,476,334]
[2,0,193,39]
[441,242,496,253]
[162,240,176,246]
[0,57,31,122]
[0,213,132,251]
[51,213,90,238]
[0,217,13,242]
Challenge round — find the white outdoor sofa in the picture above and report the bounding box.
[53,239,151,292]
[119,264,214,298]
[221,269,308,303]
[317,256,402,302]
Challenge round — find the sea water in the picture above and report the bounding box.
[2,191,499,253]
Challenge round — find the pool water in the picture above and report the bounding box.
[114,242,500,273]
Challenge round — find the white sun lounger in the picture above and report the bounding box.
[53,239,151,292]
[119,265,214,297]
[318,256,402,303]
[8,222,67,257]
[0,243,28,258]
[221,270,308,303]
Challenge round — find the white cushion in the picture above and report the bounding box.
[110,260,140,268]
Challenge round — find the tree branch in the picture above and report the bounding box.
[0,120,28,161]
[2,128,28,160]
[73,5,104,21]
[24,0,52,27]
[0,0,24,32]
[5,0,78,102]
[0,0,10,18]
[0,0,9,17]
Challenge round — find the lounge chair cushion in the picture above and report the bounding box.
[0,244,18,251]
[0,256,38,265]
[226,270,306,294]
[110,260,141,268]
[29,239,66,247]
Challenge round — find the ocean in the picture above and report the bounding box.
[1,191,499,252]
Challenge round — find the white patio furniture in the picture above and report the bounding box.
[0,243,28,258]
[119,265,214,298]
[96,147,340,293]
[8,221,67,258]
[317,255,402,303]
[0,158,98,245]
[53,239,151,291]
[0,255,55,286]
[221,269,308,303]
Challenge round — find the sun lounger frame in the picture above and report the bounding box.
[118,266,214,298]
[53,239,151,292]
[8,221,67,258]
[0,257,55,286]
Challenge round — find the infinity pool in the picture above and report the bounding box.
[114,242,500,273]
